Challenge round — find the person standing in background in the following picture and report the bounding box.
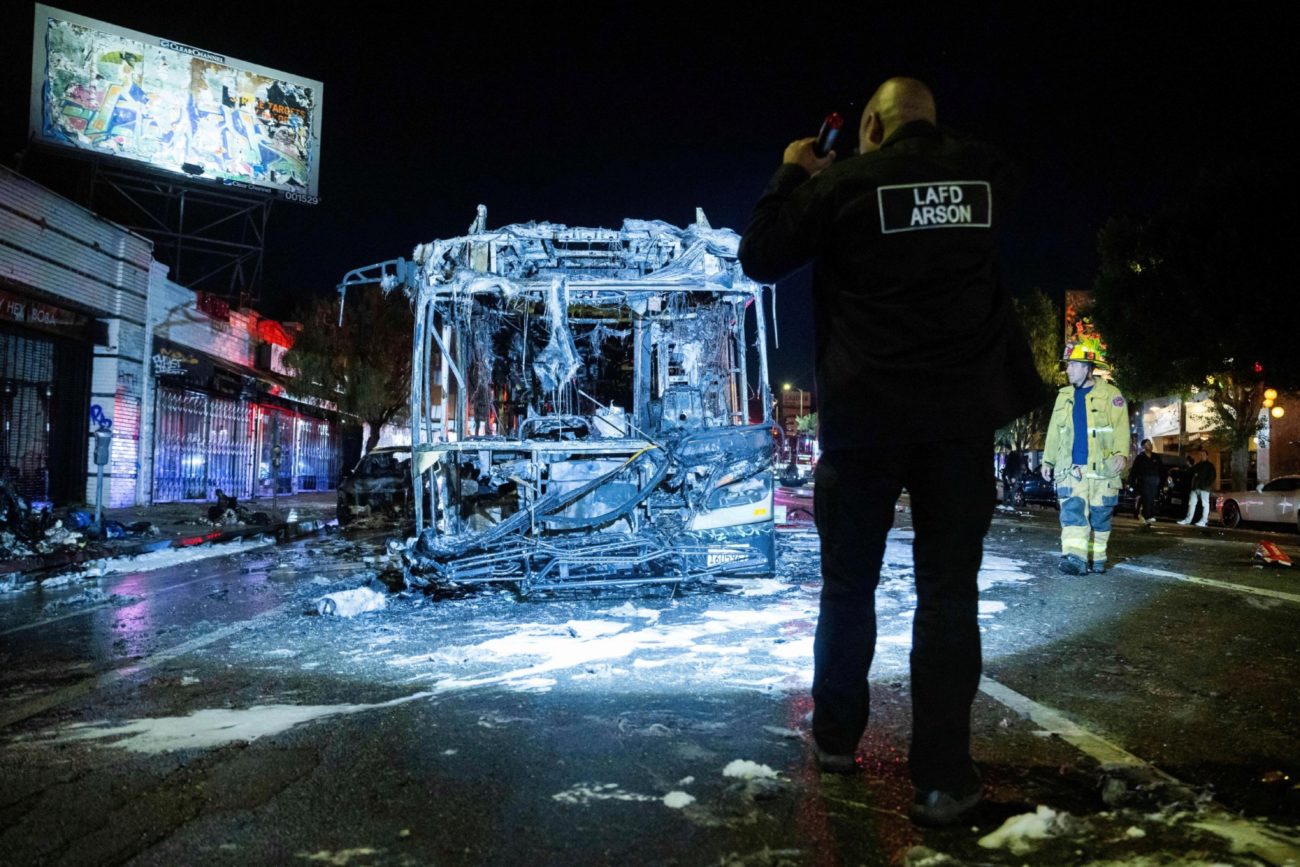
[1178,449,1216,526]
[1042,339,1130,574]
[1128,439,1162,526]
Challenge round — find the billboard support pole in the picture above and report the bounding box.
[88,165,275,304]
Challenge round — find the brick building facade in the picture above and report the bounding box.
[2,165,350,509]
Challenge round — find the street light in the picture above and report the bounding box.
[781,383,808,467]
[782,382,806,417]
[1263,388,1283,417]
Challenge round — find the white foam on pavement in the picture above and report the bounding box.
[36,691,430,753]
[350,536,1037,697]
[37,536,276,589]
[978,805,1066,854]
[662,791,695,808]
[551,783,657,804]
[722,759,778,780]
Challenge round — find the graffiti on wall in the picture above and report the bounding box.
[152,342,200,378]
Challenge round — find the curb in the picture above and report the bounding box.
[0,516,337,586]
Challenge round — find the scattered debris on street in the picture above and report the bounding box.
[316,585,388,617]
[1254,540,1293,567]
[206,488,272,526]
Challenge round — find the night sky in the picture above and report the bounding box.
[1,4,1292,390]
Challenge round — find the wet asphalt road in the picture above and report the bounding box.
[0,506,1298,866]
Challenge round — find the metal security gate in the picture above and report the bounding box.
[153,386,255,501]
[0,331,54,504]
[154,389,340,503]
[208,396,254,498]
[256,406,294,496]
[294,417,334,491]
[154,388,207,501]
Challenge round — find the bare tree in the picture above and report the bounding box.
[995,288,1059,455]
[284,288,413,454]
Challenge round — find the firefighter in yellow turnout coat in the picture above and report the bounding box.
[1042,341,1130,574]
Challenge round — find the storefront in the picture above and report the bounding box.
[254,401,337,495]
[0,286,98,507]
[2,165,153,508]
[149,338,341,502]
[1139,394,1256,489]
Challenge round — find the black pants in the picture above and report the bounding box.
[812,437,993,791]
[1137,476,1159,520]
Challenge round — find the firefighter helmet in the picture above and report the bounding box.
[1062,338,1108,370]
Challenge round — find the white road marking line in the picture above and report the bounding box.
[1114,563,1300,604]
[979,676,1165,774]
[0,602,294,731]
[980,676,1300,866]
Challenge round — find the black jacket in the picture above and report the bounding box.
[1191,459,1217,491]
[1128,451,1162,483]
[739,121,1040,449]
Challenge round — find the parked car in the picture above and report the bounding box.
[337,447,413,526]
[1161,461,1222,520]
[1216,475,1300,530]
[1004,471,1058,509]
[1119,453,1206,519]
[778,452,816,488]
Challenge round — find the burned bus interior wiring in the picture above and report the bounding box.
[338,208,778,594]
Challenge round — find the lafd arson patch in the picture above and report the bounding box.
[877,181,992,234]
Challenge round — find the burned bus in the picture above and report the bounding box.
[338,208,777,593]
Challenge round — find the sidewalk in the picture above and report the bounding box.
[0,492,337,584]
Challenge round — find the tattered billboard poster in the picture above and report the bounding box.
[30,4,323,199]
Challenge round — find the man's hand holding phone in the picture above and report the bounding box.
[783,137,835,176]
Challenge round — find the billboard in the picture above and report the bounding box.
[29,5,323,202]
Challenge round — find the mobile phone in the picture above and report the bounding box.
[812,112,844,158]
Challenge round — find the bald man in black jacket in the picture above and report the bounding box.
[740,77,1040,827]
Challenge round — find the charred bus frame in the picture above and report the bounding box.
[339,209,777,593]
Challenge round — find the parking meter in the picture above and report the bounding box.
[271,443,283,509]
[92,429,112,531]
[93,429,112,466]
